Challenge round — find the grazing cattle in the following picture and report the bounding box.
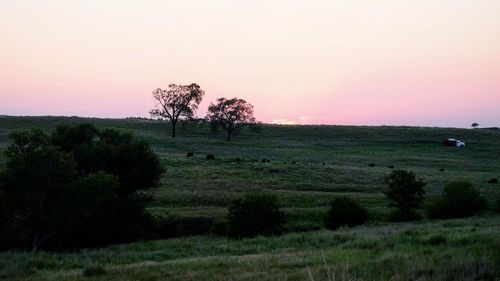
[292,161,296,164]
[186,152,194,157]
[488,178,498,184]
[236,157,241,163]
[388,165,395,169]
[439,168,445,172]
[267,159,271,163]
[322,162,326,166]
[261,158,267,163]
[206,155,215,160]
[368,163,375,167]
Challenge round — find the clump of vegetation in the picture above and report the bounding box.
[384,170,426,221]
[428,181,486,219]
[495,198,500,213]
[227,193,285,238]
[0,124,164,251]
[176,216,216,236]
[82,265,106,277]
[324,197,368,230]
[426,234,447,245]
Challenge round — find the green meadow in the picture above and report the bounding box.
[1,115,499,280]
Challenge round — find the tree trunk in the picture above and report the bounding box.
[31,232,43,252]
[32,233,40,252]
[227,130,232,142]
[171,120,176,138]
[31,232,53,252]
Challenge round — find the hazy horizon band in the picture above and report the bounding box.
[1,0,499,127]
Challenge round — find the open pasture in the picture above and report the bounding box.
[0,116,499,280]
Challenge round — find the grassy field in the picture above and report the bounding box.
[0,115,499,280]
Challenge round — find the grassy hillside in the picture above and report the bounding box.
[0,115,499,280]
[2,216,499,281]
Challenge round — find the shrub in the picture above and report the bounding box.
[384,170,426,221]
[426,234,447,245]
[428,181,486,219]
[82,265,106,277]
[324,197,368,230]
[176,216,216,236]
[495,198,500,213]
[152,216,180,239]
[227,193,285,238]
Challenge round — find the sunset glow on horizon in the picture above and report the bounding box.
[1,0,499,127]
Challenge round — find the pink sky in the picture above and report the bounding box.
[1,0,499,127]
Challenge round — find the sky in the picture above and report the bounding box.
[1,0,499,127]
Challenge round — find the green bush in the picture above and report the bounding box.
[426,234,447,245]
[176,216,216,236]
[227,193,285,238]
[428,181,486,219]
[384,170,426,221]
[324,197,368,230]
[82,265,106,277]
[492,197,500,213]
[152,215,224,238]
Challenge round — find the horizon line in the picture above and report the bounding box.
[0,114,492,130]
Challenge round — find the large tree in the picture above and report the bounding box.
[150,83,205,138]
[206,97,256,141]
[0,124,164,251]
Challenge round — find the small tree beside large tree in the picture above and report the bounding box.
[150,83,205,138]
[206,97,256,141]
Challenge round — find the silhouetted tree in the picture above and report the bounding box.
[0,124,164,251]
[150,83,205,138]
[384,170,426,221]
[206,97,256,141]
[0,129,77,251]
[471,123,479,129]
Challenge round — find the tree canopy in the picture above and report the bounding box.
[150,83,205,137]
[0,124,164,251]
[206,97,256,141]
[384,170,426,221]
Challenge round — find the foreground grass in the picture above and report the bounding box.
[1,216,499,280]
